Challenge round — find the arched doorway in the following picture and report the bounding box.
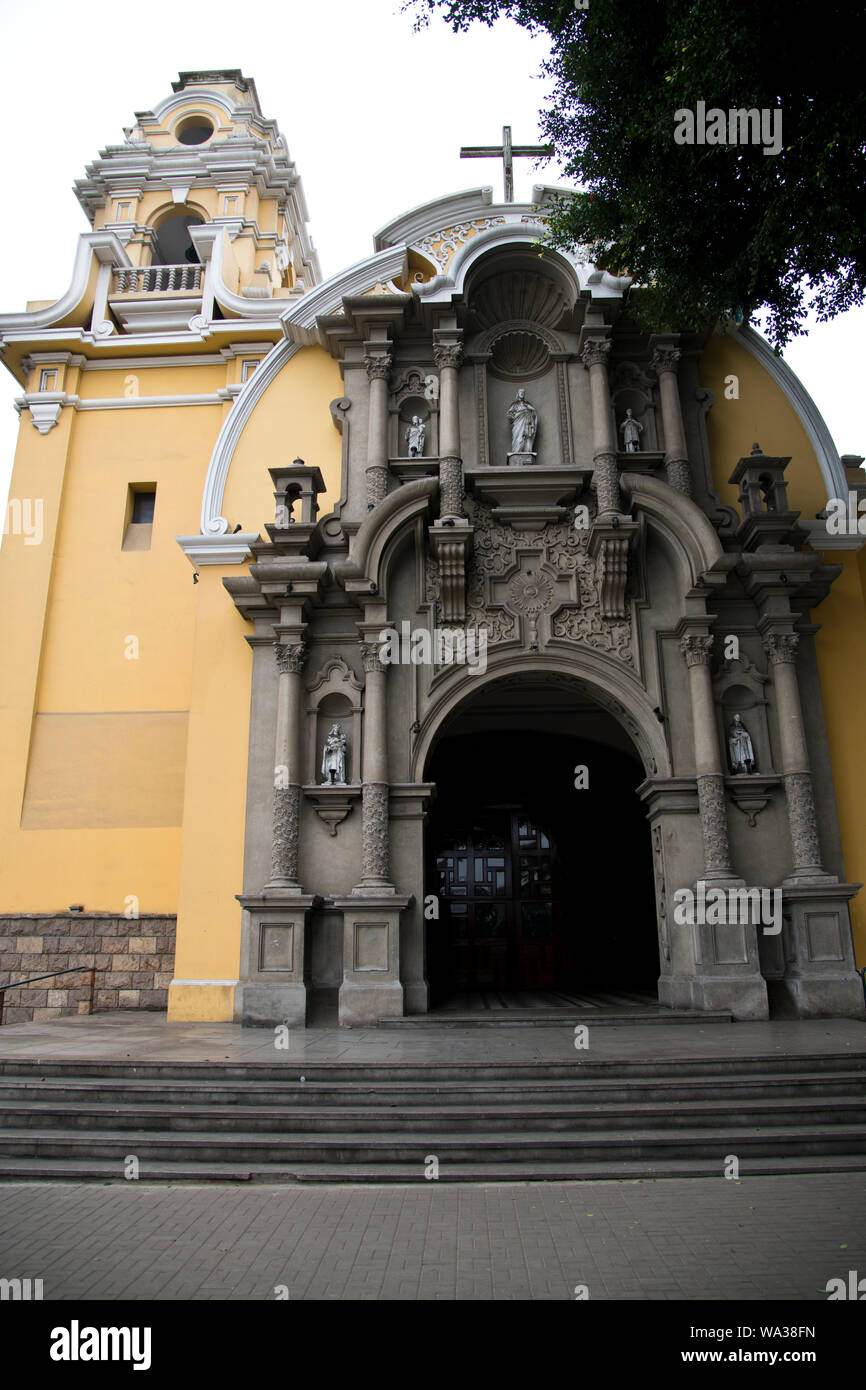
[424,677,659,1008]
[152,211,204,265]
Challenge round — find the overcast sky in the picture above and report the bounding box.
[1,0,862,519]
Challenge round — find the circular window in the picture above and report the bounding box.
[176,117,213,146]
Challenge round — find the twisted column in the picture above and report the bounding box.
[266,641,306,890]
[763,633,825,878]
[434,340,464,518]
[652,346,693,497]
[680,633,735,879]
[581,337,621,516]
[364,351,392,510]
[357,642,392,890]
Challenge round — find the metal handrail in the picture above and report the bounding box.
[0,965,96,1025]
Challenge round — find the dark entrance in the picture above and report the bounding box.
[425,698,659,1006]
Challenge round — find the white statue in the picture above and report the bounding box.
[406,416,426,458]
[728,714,756,775]
[507,389,538,455]
[619,408,644,452]
[321,723,347,785]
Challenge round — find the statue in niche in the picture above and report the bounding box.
[405,416,426,458]
[728,714,756,775]
[507,389,538,456]
[321,723,348,785]
[619,408,644,452]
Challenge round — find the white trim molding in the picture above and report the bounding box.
[175,534,261,568]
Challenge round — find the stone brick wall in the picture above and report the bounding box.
[0,915,176,1023]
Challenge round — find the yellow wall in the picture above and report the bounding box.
[700,333,865,965]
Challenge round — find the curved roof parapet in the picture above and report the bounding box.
[279,247,410,344]
[733,323,846,501]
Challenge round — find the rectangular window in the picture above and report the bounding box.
[240,359,260,382]
[39,368,58,392]
[122,484,156,551]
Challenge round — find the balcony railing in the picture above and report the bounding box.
[112,263,205,294]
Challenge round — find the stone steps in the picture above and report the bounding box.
[0,1069,860,1107]
[2,1095,865,1134]
[379,1009,734,1028]
[1,1154,865,1185]
[0,1052,863,1181]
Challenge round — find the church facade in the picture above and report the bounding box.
[1,72,864,1027]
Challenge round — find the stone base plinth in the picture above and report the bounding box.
[772,882,865,1019]
[332,894,410,1026]
[235,893,318,1027]
[658,972,769,1020]
[506,452,537,467]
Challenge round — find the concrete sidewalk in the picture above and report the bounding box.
[0,1173,862,1300]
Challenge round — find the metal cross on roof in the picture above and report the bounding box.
[460,125,554,203]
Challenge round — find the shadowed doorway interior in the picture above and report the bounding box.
[424,684,659,1009]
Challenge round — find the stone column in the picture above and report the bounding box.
[364,350,392,510]
[651,345,694,497]
[434,339,464,518]
[580,337,621,516]
[265,641,307,890]
[763,633,825,879]
[680,634,735,880]
[357,641,392,892]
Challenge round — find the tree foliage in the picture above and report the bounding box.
[407,0,866,346]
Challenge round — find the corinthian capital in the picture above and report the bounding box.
[580,337,612,370]
[680,633,714,667]
[274,641,307,674]
[360,641,387,674]
[432,342,463,371]
[364,353,393,381]
[651,346,682,375]
[763,633,800,665]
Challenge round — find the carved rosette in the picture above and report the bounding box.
[361,782,390,882]
[366,466,389,510]
[432,342,464,372]
[680,633,714,667]
[593,451,621,516]
[364,353,393,381]
[763,633,799,665]
[439,456,464,518]
[784,771,824,873]
[696,773,733,876]
[580,339,612,371]
[271,784,301,885]
[359,642,387,675]
[274,642,307,675]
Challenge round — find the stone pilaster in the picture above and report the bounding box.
[433,338,464,519]
[364,351,392,510]
[680,634,735,880]
[356,641,393,893]
[762,633,825,879]
[651,344,694,497]
[581,337,622,516]
[265,641,307,891]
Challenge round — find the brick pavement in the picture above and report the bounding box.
[0,1174,863,1300]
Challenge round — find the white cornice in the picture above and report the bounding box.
[734,324,846,499]
[175,533,261,567]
